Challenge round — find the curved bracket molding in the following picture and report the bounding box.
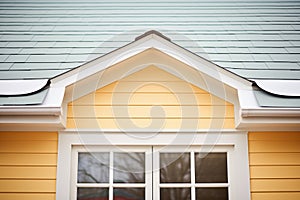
[0,79,49,96]
[253,79,300,97]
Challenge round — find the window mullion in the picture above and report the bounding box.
[191,151,196,200]
[152,148,160,200]
[109,151,113,200]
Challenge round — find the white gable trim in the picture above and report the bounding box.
[51,33,251,90]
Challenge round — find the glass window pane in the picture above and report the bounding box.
[77,187,109,200]
[161,188,191,200]
[113,188,145,200]
[113,152,145,183]
[196,188,228,200]
[160,153,191,183]
[78,152,109,183]
[195,153,227,183]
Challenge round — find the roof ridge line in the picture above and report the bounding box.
[135,30,171,42]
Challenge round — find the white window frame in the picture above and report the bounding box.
[56,130,251,200]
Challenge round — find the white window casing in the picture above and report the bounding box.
[56,130,251,200]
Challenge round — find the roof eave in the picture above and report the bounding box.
[241,108,300,118]
[0,106,61,116]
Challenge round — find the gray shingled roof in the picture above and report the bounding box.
[0,0,300,106]
[1,0,300,80]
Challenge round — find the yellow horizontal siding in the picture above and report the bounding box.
[251,192,300,200]
[250,166,300,178]
[249,153,300,166]
[0,140,58,153]
[68,105,234,118]
[0,132,58,141]
[67,66,234,129]
[0,180,56,192]
[96,81,207,93]
[249,141,300,153]
[67,118,234,129]
[70,93,230,106]
[249,132,300,141]
[251,179,300,192]
[249,132,300,200]
[0,132,57,200]
[0,193,55,200]
[0,166,56,179]
[0,154,57,166]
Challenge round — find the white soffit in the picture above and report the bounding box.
[0,79,48,95]
[253,79,300,97]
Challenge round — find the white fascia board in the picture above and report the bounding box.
[0,79,48,95]
[51,34,251,91]
[253,79,300,96]
[0,86,65,116]
[0,115,65,131]
[238,89,300,117]
[237,117,300,131]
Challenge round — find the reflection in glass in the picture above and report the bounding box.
[160,153,190,183]
[196,188,228,200]
[195,153,227,183]
[161,188,191,200]
[113,188,145,200]
[113,152,145,183]
[77,187,109,200]
[78,152,109,183]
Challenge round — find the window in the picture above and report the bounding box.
[158,152,228,200]
[57,131,250,200]
[71,146,152,200]
[72,146,231,200]
[153,146,229,200]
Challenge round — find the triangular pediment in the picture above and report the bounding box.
[63,48,241,108]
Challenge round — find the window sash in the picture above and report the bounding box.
[153,146,231,200]
[71,146,153,200]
